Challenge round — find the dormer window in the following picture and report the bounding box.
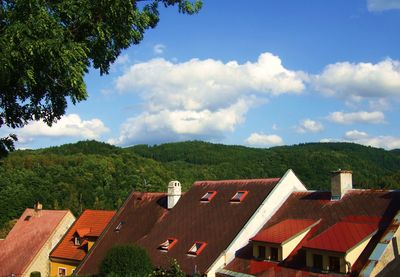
[115,221,124,232]
[230,191,248,202]
[74,236,81,246]
[187,241,207,256]
[200,191,217,202]
[159,238,178,252]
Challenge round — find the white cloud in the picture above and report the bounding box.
[344,130,400,149]
[367,0,400,11]
[116,52,305,112]
[109,98,253,146]
[313,59,400,105]
[245,132,284,147]
[153,44,166,55]
[18,114,109,140]
[296,119,324,133]
[111,52,305,145]
[327,111,385,124]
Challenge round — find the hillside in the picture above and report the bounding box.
[0,140,399,230]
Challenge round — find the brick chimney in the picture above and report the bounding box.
[331,170,353,200]
[167,181,181,209]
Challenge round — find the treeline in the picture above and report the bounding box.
[0,140,399,231]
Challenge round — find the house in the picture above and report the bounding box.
[49,209,115,276]
[76,169,306,276]
[0,203,75,277]
[218,170,400,276]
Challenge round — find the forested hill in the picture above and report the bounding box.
[0,140,399,231]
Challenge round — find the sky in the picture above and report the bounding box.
[6,0,400,150]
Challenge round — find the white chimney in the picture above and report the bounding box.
[168,180,181,209]
[331,170,353,200]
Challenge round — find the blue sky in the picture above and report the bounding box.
[7,0,400,149]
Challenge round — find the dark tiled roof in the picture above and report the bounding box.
[224,189,400,276]
[251,219,318,244]
[77,178,280,276]
[50,210,115,262]
[0,209,71,276]
[76,192,168,275]
[137,178,280,275]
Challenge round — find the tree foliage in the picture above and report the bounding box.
[0,0,201,157]
[99,244,153,277]
[0,140,399,231]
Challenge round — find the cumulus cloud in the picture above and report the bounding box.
[344,130,400,149]
[153,44,166,55]
[313,59,400,104]
[116,52,305,112]
[327,111,385,124]
[367,0,400,11]
[245,132,284,147]
[18,114,109,140]
[296,119,324,133]
[110,52,304,145]
[109,98,253,146]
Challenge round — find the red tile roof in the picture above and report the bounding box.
[251,219,318,244]
[77,178,281,276]
[224,190,400,276]
[304,221,378,253]
[50,210,115,262]
[0,209,72,276]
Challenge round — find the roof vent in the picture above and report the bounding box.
[168,180,182,209]
[331,170,352,200]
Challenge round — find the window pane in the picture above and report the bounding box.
[258,245,265,259]
[270,247,278,261]
[329,256,340,272]
[313,254,323,270]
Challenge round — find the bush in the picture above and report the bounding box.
[99,245,153,277]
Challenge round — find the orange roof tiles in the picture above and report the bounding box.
[0,209,71,276]
[304,221,378,253]
[50,209,115,262]
[251,219,318,244]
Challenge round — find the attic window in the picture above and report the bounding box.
[24,215,32,221]
[115,221,125,232]
[187,241,207,256]
[74,236,81,246]
[159,238,178,252]
[200,191,217,202]
[230,191,248,202]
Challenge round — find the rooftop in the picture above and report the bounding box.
[50,209,115,261]
[0,208,71,276]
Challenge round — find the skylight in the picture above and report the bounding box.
[187,241,207,256]
[115,221,125,232]
[230,191,248,202]
[200,191,217,202]
[159,238,178,252]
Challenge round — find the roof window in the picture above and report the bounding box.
[115,221,125,232]
[24,215,32,221]
[230,191,248,202]
[159,238,178,252]
[187,241,207,256]
[200,191,217,202]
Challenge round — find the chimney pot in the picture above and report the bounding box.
[167,181,181,209]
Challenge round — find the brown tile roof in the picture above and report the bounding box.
[76,192,169,275]
[224,189,400,276]
[0,209,71,276]
[50,210,115,262]
[137,178,280,275]
[77,178,280,276]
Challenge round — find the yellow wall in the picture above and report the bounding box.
[345,236,373,270]
[50,260,78,277]
[306,249,346,273]
[281,229,311,260]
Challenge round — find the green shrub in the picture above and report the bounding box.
[99,244,153,277]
